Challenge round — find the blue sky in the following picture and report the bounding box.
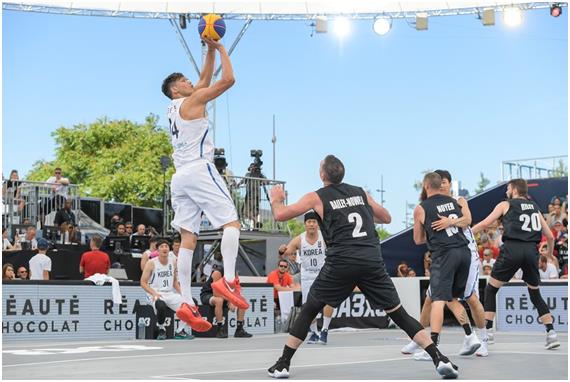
[2,7,568,233]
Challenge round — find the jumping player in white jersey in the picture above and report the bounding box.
[404,170,488,360]
[140,239,188,339]
[161,38,249,333]
[281,211,334,345]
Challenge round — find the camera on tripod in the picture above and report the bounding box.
[249,149,263,176]
[214,147,228,175]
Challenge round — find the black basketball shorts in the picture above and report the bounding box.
[429,246,471,301]
[492,240,540,286]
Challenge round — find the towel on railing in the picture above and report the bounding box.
[85,273,122,305]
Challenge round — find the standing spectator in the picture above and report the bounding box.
[45,167,70,213]
[21,226,38,250]
[172,237,181,257]
[423,252,432,277]
[3,227,19,251]
[407,268,417,277]
[482,264,493,276]
[29,239,52,280]
[554,233,568,277]
[4,170,24,211]
[480,249,496,270]
[16,266,29,280]
[54,199,76,227]
[539,256,559,280]
[79,235,110,279]
[2,263,15,280]
[266,260,297,308]
[140,236,159,271]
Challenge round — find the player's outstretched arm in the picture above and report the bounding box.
[270,185,321,222]
[413,205,427,245]
[472,201,509,234]
[366,192,391,224]
[194,38,216,90]
[283,236,301,257]
[193,41,235,103]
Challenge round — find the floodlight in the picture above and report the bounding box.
[333,17,351,38]
[503,7,523,27]
[373,18,392,35]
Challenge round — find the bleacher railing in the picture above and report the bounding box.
[2,180,80,231]
[165,175,288,233]
[502,155,568,181]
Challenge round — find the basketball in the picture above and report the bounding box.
[198,14,226,41]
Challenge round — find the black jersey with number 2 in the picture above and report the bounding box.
[420,194,468,252]
[315,183,379,255]
[501,198,542,243]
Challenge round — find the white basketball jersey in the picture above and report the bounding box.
[148,254,177,295]
[454,196,479,262]
[167,98,214,170]
[298,231,326,279]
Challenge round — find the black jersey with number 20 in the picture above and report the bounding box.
[315,183,379,256]
[502,198,542,243]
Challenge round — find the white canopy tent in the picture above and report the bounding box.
[2,1,557,20]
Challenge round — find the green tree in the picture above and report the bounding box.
[26,115,174,207]
[376,226,391,241]
[552,159,568,177]
[286,219,305,238]
[474,172,490,194]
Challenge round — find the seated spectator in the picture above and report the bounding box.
[3,227,19,251]
[552,219,566,241]
[109,214,123,233]
[125,222,134,236]
[16,266,29,280]
[140,236,159,271]
[29,239,51,280]
[2,263,15,280]
[478,234,500,260]
[172,237,181,257]
[423,251,432,277]
[396,261,409,277]
[54,199,76,228]
[554,233,568,277]
[80,235,110,279]
[278,244,300,277]
[480,249,496,270]
[266,260,298,309]
[539,255,559,280]
[132,224,146,237]
[547,198,565,228]
[115,223,128,236]
[539,243,559,271]
[200,265,253,338]
[407,268,417,277]
[21,226,38,250]
[482,264,493,276]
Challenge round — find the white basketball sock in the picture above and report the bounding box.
[221,226,240,282]
[322,316,332,331]
[310,322,318,334]
[178,247,195,306]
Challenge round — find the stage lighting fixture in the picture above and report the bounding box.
[333,17,351,38]
[416,14,428,31]
[179,14,187,29]
[503,7,522,27]
[373,17,392,35]
[551,4,562,17]
[482,9,495,26]
[316,16,328,33]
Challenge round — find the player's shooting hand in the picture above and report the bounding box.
[431,214,454,231]
[270,185,285,204]
[202,37,223,50]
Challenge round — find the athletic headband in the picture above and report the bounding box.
[304,211,319,222]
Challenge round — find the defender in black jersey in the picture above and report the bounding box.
[472,178,560,350]
[267,155,459,379]
[413,172,472,350]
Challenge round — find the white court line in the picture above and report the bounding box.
[152,350,569,379]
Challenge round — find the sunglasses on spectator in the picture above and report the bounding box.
[279,265,288,268]
[18,270,27,274]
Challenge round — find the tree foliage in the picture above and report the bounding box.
[376,226,391,241]
[474,172,491,194]
[287,219,306,238]
[26,115,174,207]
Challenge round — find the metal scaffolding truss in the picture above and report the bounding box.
[2,2,559,20]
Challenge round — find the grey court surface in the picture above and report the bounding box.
[2,329,567,380]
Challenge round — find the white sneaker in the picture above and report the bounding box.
[436,360,459,379]
[459,333,481,356]
[545,330,560,350]
[487,332,494,345]
[413,349,432,362]
[476,339,489,357]
[401,340,421,354]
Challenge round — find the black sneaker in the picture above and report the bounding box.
[157,329,167,340]
[234,327,253,338]
[216,325,228,339]
[268,357,290,379]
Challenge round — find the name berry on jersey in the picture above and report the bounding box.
[329,196,365,210]
[521,203,535,211]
